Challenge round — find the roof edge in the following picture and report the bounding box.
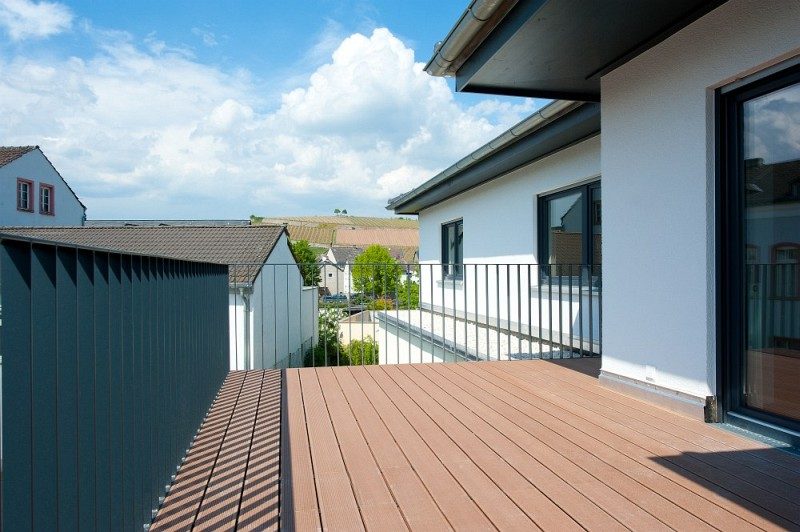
[387,99,580,211]
[424,0,518,77]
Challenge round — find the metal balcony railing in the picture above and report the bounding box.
[229,262,601,369]
[0,235,230,532]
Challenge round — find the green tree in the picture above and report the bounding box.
[290,239,321,285]
[334,208,341,215]
[250,214,264,224]
[397,279,420,309]
[352,245,402,297]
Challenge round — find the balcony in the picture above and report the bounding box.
[152,359,800,531]
[3,244,799,530]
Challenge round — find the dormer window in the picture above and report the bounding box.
[40,183,54,215]
[16,178,33,212]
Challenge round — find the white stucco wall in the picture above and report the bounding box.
[0,149,85,226]
[415,136,601,350]
[418,136,601,264]
[600,0,800,399]
[229,232,318,370]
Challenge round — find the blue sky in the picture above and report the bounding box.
[0,0,540,219]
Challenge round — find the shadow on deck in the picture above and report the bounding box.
[151,359,800,531]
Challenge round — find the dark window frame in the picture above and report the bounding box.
[16,178,34,212]
[717,63,800,443]
[39,182,55,215]
[441,219,463,279]
[537,180,601,277]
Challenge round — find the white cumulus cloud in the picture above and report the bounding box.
[0,27,538,218]
[0,0,72,40]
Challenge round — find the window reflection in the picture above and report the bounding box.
[743,80,800,422]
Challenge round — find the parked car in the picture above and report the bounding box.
[320,293,348,303]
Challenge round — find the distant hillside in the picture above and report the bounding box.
[259,215,417,229]
[253,215,419,251]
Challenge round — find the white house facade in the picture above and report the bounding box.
[234,231,319,370]
[0,146,86,226]
[387,0,800,446]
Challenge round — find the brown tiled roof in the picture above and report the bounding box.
[328,245,365,264]
[0,225,286,284]
[335,227,419,247]
[387,245,419,265]
[0,146,36,167]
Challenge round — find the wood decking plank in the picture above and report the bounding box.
[367,366,538,531]
[537,360,800,487]
[436,363,756,531]
[347,366,494,531]
[315,367,408,531]
[194,371,263,531]
[280,369,321,531]
[333,368,453,530]
[397,363,655,532]
[504,362,800,524]
[151,372,246,532]
[298,368,365,531]
[237,369,282,531]
[478,362,799,530]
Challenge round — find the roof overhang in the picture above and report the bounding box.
[427,0,728,100]
[387,100,599,215]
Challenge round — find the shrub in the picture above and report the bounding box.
[346,337,379,365]
[368,298,394,310]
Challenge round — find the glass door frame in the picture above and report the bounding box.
[717,63,800,445]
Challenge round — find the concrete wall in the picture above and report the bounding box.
[600,0,800,399]
[416,136,601,348]
[229,232,318,369]
[0,149,85,226]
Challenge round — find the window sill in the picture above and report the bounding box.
[436,278,464,289]
[532,283,600,297]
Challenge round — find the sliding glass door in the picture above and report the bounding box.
[721,66,800,439]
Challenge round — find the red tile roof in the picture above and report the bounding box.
[0,146,36,167]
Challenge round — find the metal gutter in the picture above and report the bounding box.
[424,0,515,77]
[386,99,579,211]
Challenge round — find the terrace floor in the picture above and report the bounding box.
[151,359,800,531]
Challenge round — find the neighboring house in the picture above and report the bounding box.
[320,245,363,295]
[0,225,318,371]
[319,244,419,296]
[387,0,800,445]
[0,146,86,226]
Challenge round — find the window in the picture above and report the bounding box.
[538,181,601,278]
[39,183,54,215]
[441,219,463,278]
[771,243,799,298]
[16,178,33,212]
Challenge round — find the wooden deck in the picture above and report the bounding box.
[152,360,800,531]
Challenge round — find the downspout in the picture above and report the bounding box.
[240,287,252,369]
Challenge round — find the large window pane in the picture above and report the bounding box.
[441,220,463,278]
[548,191,583,264]
[742,80,800,422]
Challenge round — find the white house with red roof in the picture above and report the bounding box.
[0,146,86,227]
